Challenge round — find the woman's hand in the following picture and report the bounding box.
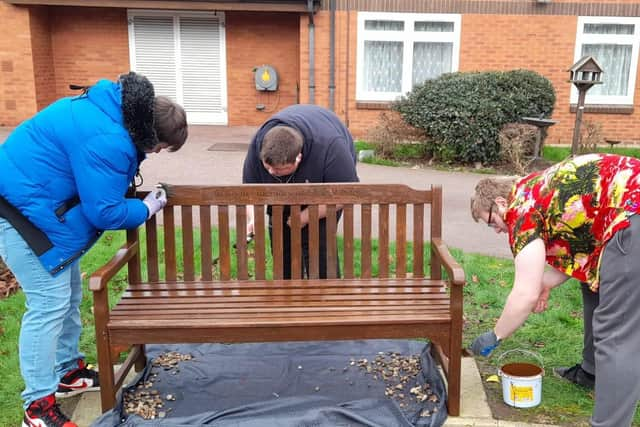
[533,286,551,313]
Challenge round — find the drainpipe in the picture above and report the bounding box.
[329,0,336,111]
[307,0,315,104]
[344,4,350,127]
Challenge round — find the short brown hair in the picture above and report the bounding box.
[470,176,518,222]
[260,125,303,166]
[154,96,188,152]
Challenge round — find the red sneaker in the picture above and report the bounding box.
[56,360,100,398]
[22,394,77,427]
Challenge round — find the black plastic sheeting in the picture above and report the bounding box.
[92,340,447,427]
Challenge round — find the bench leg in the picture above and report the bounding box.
[446,345,461,416]
[430,340,460,416]
[93,290,116,412]
[446,322,463,416]
[97,350,116,413]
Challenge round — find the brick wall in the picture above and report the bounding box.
[49,7,130,99]
[0,3,37,126]
[313,8,640,143]
[0,4,130,126]
[4,2,640,145]
[226,12,300,126]
[29,6,55,110]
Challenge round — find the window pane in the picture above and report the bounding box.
[365,20,404,31]
[363,41,403,92]
[413,42,453,85]
[584,23,634,35]
[415,21,454,32]
[582,44,632,96]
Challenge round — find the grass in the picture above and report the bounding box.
[355,140,428,167]
[356,140,640,171]
[543,145,640,163]
[1,231,639,426]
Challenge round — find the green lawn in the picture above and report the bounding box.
[543,145,640,163]
[356,139,640,169]
[1,231,639,426]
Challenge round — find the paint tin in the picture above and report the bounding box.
[497,349,544,408]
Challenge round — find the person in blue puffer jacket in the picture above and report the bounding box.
[0,71,188,427]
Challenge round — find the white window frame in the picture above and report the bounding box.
[572,16,640,105]
[356,12,461,102]
[127,9,228,124]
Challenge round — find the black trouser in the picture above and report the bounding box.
[268,213,341,279]
[580,281,598,376]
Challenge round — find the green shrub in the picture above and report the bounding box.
[394,70,556,164]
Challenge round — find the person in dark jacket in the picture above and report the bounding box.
[0,72,187,427]
[242,104,359,279]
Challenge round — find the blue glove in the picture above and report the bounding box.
[471,331,501,357]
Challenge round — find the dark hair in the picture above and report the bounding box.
[260,125,304,166]
[154,96,188,152]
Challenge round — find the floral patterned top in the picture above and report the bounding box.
[506,154,640,291]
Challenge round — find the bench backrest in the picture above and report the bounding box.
[127,183,442,283]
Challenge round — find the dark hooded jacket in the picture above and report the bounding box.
[0,72,156,275]
[242,104,358,185]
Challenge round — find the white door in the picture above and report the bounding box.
[128,12,228,125]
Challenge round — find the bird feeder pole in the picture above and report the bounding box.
[568,56,604,156]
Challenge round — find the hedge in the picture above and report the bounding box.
[394,70,556,164]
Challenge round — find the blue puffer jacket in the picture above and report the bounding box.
[0,72,156,275]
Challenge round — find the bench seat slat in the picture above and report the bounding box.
[112,300,446,308]
[111,302,449,317]
[109,315,451,328]
[109,310,451,321]
[116,295,448,304]
[125,279,447,290]
[110,278,452,328]
[109,305,449,315]
[108,324,452,350]
[123,287,447,296]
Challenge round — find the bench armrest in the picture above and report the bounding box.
[431,238,466,286]
[89,241,139,292]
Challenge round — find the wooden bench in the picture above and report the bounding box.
[90,183,466,416]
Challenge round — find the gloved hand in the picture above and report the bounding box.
[471,330,501,357]
[143,185,167,219]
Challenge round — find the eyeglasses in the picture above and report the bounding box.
[487,203,494,228]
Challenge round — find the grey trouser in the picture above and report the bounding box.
[591,214,640,427]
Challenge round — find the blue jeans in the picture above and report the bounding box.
[0,218,84,408]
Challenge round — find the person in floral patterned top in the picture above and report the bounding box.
[469,153,640,427]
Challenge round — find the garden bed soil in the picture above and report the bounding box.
[474,358,591,426]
